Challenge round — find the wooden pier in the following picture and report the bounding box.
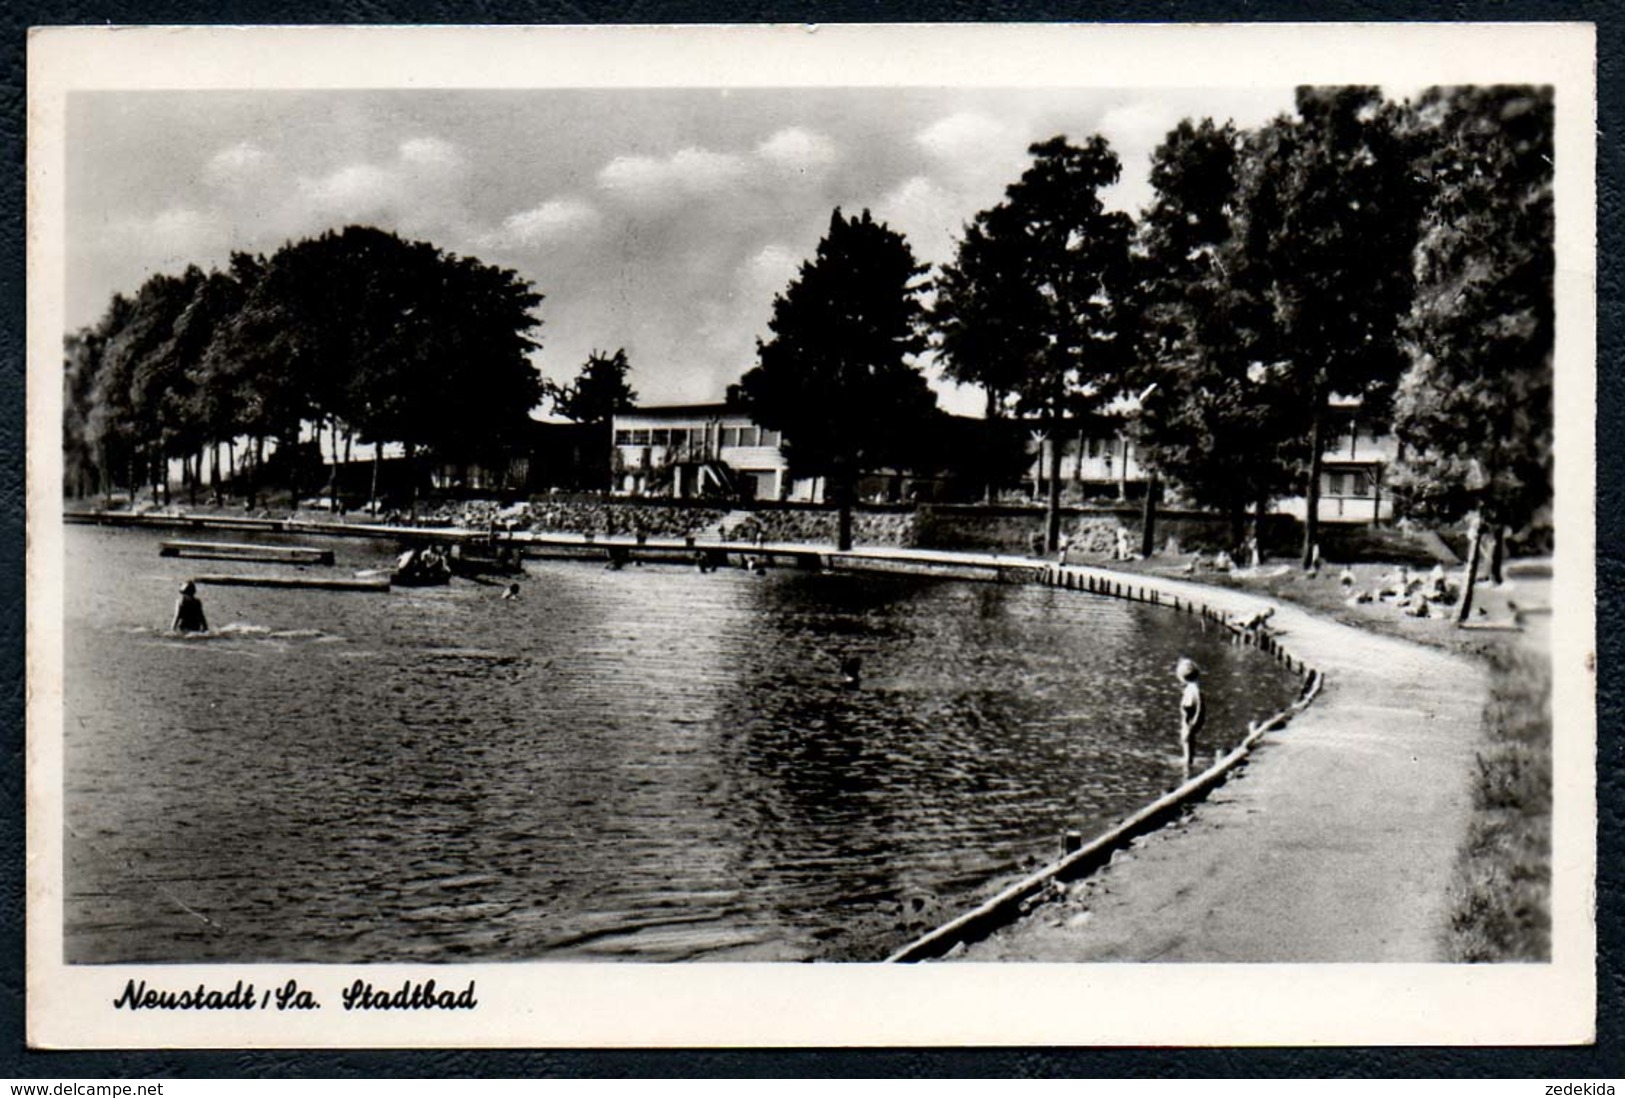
[159,540,335,566]
[189,573,389,592]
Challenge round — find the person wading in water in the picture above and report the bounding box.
[1176,657,1204,782]
[172,581,209,633]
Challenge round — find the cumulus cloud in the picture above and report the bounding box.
[202,141,273,189]
[495,198,603,246]
[1096,100,1184,212]
[871,175,969,268]
[597,147,749,205]
[917,112,1015,163]
[98,206,228,271]
[911,110,1034,209]
[756,127,838,175]
[284,136,474,238]
[297,163,400,219]
[743,242,800,290]
[398,136,464,170]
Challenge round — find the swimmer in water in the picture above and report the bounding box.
[172,581,209,633]
[840,655,862,688]
[1175,657,1204,781]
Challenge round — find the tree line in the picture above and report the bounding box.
[64,226,545,511]
[741,84,1553,604]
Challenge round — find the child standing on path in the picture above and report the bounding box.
[1176,657,1205,782]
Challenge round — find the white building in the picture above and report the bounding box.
[1277,399,1399,525]
[613,398,1397,523]
[611,404,798,501]
[1024,429,1149,501]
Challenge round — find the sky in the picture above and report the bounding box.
[66,86,1304,417]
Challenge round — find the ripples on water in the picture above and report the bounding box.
[62,525,1299,963]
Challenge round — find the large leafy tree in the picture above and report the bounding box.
[1251,87,1428,567]
[94,267,209,503]
[206,226,544,509]
[551,348,638,425]
[1129,118,1249,553]
[931,205,1040,421]
[1148,117,1308,549]
[739,207,935,550]
[932,136,1135,553]
[63,292,134,500]
[172,259,261,501]
[1392,85,1553,617]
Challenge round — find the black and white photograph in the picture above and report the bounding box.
[25,23,1595,1047]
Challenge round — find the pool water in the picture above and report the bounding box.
[62,525,1299,962]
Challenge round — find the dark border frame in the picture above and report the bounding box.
[5,1,1618,1078]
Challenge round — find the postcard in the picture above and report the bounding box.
[26,21,1596,1047]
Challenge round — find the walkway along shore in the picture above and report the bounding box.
[942,563,1490,963]
[71,511,1489,962]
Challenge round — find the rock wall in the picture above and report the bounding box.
[915,504,1303,558]
[439,496,1302,557]
[725,508,919,547]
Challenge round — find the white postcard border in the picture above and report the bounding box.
[25,21,1598,1049]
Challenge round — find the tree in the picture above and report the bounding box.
[932,136,1136,553]
[1250,88,1429,568]
[94,267,210,503]
[739,207,935,551]
[63,291,135,500]
[551,348,638,425]
[1392,86,1553,618]
[173,260,261,502]
[1128,118,1244,554]
[65,226,545,512]
[206,226,544,510]
[400,248,546,475]
[1131,118,1311,552]
[931,207,1042,422]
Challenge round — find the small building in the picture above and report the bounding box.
[611,404,793,501]
[1022,427,1150,502]
[428,420,608,497]
[1277,399,1398,525]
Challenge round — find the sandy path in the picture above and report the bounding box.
[947,571,1490,963]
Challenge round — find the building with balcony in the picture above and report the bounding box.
[610,397,1398,523]
[611,403,794,501]
[1277,398,1398,525]
[1021,428,1150,502]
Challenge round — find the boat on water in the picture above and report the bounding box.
[449,543,525,578]
[387,546,453,587]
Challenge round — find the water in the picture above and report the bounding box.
[62,525,1300,963]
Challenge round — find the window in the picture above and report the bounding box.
[652,429,670,446]
[1327,472,1347,496]
[630,429,650,446]
[614,430,632,445]
[721,426,740,448]
[738,426,759,447]
[760,428,781,447]
[669,428,688,450]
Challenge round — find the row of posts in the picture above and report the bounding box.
[1041,564,1316,685]
[1045,561,1322,861]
